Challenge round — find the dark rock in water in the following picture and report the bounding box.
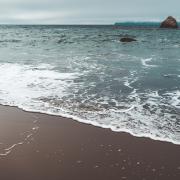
[120,37,137,42]
[160,16,178,29]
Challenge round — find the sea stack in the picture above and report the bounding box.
[120,37,137,42]
[160,16,178,29]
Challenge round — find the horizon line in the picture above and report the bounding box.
[0,20,179,26]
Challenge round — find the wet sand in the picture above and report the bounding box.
[0,105,179,180]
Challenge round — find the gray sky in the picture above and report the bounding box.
[0,0,179,24]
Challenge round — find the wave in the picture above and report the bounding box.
[165,91,180,108]
[0,39,21,43]
[0,62,79,108]
[141,58,158,67]
[0,63,179,145]
[1,99,180,146]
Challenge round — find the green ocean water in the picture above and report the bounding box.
[0,25,179,144]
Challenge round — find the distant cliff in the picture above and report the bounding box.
[114,21,179,28]
[114,22,161,28]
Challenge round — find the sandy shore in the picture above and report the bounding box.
[0,105,179,180]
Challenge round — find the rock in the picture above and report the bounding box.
[120,37,137,42]
[160,16,178,29]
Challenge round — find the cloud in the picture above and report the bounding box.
[0,0,179,24]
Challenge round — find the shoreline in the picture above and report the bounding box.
[0,105,180,179]
[1,103,179,146]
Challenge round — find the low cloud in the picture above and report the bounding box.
[0,0,179,24]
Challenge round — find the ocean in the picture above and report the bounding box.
[0,24,179,144]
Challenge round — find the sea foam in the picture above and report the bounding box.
[0,62,179,145]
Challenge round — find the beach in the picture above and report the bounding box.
[0,105,179,180]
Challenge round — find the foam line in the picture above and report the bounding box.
[141,58,157,67]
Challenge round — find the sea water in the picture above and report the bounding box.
[0,25,179,144]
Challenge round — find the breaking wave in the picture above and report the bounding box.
[0,62,179,145]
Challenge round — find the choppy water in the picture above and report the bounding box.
[0,25,180,144]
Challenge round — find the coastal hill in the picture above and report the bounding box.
[115,16,179,29]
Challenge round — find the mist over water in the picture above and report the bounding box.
[0,25,180,144]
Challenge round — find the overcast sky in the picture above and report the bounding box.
[0,0,179,24]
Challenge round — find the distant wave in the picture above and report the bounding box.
[0,39,21,43]
[141,58,158,67]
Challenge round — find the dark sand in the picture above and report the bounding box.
[0,105,179,180]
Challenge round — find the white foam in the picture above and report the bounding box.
[0,142,23,157]
[0,150,11,156]
[111,105,135,112]
[124,75,139,89]
[0,63,79,108]
[5,142,23,151]
[141,58,157,68]
[0,63,179,145]
[0,114,40,157]
[165,91,180,108]
[124,79,133,89]
[17,103,180,145]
